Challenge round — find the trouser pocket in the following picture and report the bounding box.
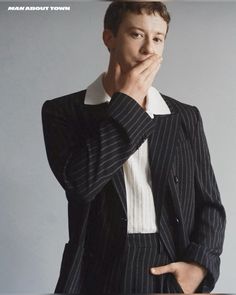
[164,273,184,293]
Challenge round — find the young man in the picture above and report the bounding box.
[42,2,226,294]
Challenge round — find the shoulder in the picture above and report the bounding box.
[160,93,203,140]
[41,89,86,117]
[161,93,201,123]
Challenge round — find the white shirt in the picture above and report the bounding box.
[85,73,171,233]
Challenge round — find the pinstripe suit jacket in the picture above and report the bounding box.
[41,90,226,293]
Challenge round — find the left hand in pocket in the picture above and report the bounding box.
[151,261,207,293]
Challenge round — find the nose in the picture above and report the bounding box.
[140,37,155,55]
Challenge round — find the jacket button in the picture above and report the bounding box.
[175,217,180,224]
[174,176,179,183]
[121,217,127,222]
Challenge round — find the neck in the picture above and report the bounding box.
[102,58,117,97]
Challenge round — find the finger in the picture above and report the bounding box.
[141,57,163,82]
[150,263,175,275]
[143,58,162,80]
[139,55,161,75]
[134,54,161,74]
[141,60,161,88]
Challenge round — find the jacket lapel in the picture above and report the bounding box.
[148,99,180,259]
[148,113,180,221]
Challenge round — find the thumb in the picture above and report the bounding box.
[150,263,175,275]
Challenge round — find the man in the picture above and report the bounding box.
[42,2,226,294]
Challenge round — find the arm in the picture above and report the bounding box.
[151,107,226,293]
[182,106,226,291]
[42,92,154,203]
[42,54,163,204]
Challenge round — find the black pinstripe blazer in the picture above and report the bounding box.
[42,90,226,293]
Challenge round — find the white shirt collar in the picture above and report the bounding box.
[84,72,171,116]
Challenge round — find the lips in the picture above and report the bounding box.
[135,56,153,63]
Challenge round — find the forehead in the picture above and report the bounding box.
[119,11,167,35]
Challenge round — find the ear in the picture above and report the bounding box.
[103,29,116,51]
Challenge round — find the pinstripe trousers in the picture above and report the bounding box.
[80,233,184,294]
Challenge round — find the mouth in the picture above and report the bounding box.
[135,55,159,64]
[135,57,151,64]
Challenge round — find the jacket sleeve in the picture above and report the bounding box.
[182,107,226,292]
[41,92,155,203]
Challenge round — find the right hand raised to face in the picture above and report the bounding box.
[114,54,163,108]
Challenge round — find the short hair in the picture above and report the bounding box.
[104,1,171,37]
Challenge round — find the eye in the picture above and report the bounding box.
[130,32,143,39]
[153,37,163,43]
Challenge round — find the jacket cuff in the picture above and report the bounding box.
[108,92,155,147]
[182,242,220,291]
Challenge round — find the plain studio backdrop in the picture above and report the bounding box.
[0,0,235,292]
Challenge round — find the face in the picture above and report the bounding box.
[104,11,168,73]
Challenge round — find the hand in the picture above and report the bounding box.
[151,261,207,293]
[113,54,163,108]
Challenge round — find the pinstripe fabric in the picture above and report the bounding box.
[41,90,226,293]
[100,233,169,294]
[119,233,165,293]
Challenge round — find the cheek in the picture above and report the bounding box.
[115,44,135,64]
[156,43,165,56]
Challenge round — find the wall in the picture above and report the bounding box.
[0,1,235,292]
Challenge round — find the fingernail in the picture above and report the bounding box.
[151,268,156,274]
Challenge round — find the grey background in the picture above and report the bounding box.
[0,1,235,292]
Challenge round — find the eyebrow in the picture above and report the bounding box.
[127,26,166,36]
